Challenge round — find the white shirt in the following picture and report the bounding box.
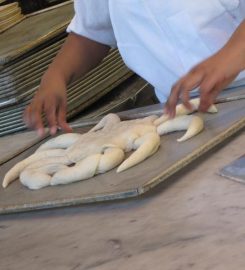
[67,0,245,102]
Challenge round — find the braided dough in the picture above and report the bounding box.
[2,99,218,190]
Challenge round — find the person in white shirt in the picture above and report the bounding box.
[24,0,245,136]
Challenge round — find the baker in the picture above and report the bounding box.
[24,0,245,136]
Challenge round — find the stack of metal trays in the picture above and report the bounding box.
[0,2,25,33]
[0,3,133,136]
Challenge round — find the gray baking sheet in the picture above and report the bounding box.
[0,99,244,214]
[0,130,46,165]
[219,154,245,183]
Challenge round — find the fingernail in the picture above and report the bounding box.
[37,129,43,137]
[50,126,57,135]
[170,112,175,119]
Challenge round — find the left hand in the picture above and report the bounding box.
[164,46,244,117]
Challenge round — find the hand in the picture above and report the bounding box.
[23,32,111,137]
[24,76,72,137]
[164,46,244,117]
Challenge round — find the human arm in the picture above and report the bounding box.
[24,32,110,136]
[165,19,245,117]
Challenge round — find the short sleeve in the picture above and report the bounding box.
[67,0,117,47]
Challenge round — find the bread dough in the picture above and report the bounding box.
[3,101,216,190]
[3,114,160,189]
[154,98,217,126]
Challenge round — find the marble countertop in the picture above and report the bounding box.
[0,132,245,270]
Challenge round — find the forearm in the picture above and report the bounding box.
[222,19,245,70]
[42,32,110,86]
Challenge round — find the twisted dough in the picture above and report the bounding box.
[154,98,217,126]
[3,115,160,189]
[157,115,204,142]
[2,100,218,190]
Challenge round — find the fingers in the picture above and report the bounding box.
[24,99,45,137]
[57,99,72,133]
[23,94,71,137]
[198,75,217,112]
[198,72,234,112]
[180,69,203,110]
[164,80,181,118]
[165,68,204,118]
[165,46,242,115]
[44,97,58,135]
[23,105,32,128]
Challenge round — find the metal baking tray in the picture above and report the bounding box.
[0,99,244,214]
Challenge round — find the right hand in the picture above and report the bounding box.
[24,78,72,137]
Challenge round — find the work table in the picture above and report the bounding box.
[0,131,244,270]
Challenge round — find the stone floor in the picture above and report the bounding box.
[0,132,244,270]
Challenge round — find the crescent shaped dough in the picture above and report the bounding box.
[117,132,160,172]
[177,116,204,142]
[154,98,217,126]
[157,115,204,142]
[176,98,218,115]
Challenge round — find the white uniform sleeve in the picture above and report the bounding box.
[67,0,117,47]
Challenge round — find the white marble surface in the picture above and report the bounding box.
[0,132,244,270]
